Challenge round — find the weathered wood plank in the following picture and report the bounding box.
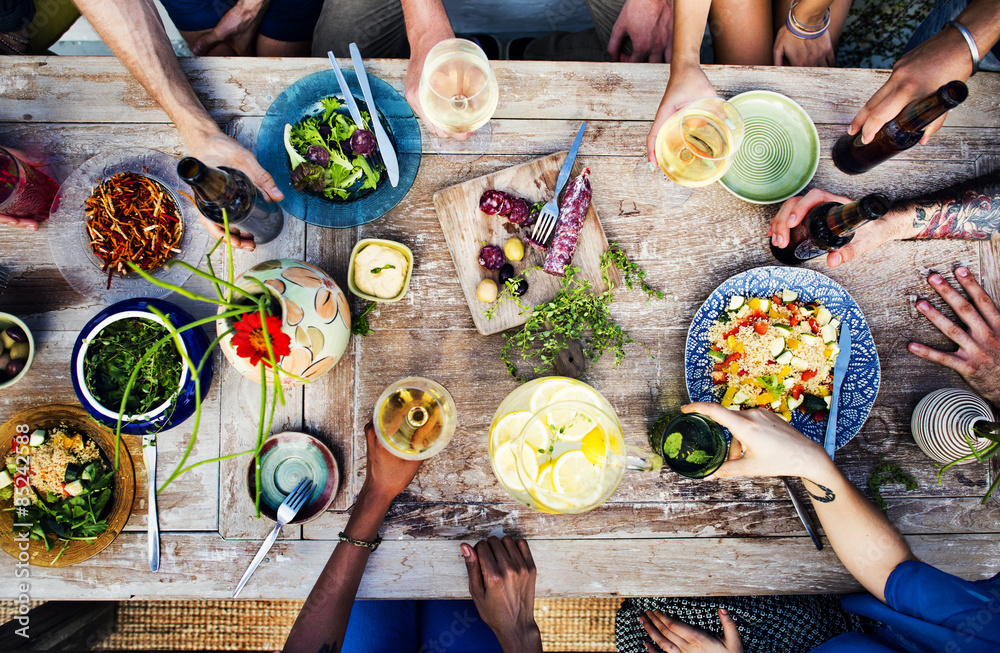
[2,59,999,128]
[303,496,1000,541]
[0,531,997,600]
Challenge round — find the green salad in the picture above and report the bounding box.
[284,96,385,201]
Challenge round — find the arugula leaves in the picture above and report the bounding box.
[83,318,183,416]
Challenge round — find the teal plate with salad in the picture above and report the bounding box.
[258,69,421,228]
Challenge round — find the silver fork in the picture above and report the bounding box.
[232,477,314,598]
[530,122,587,246]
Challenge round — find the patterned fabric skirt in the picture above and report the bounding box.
[616,595,878,653]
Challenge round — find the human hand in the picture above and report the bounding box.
[461,536,541,652]
[773,25,835,67]
[608,0,674,63]
[681,403,830,479]
[362,421,423,502]
[183,129,283,251]
[767,188,909,268]
[910,267,1000,407]
[404,27,471,141]
[191,0,266,56]
[849,26,974,146]
[639,609,742,653]
[646,64,716,165]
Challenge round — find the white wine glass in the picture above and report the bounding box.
[417,38,499,160]
[654,97,743,188]
[373,376,457,460]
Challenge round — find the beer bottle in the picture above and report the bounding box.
[177,157,284,244]
[771,192,891,265]
[833,81,968,175]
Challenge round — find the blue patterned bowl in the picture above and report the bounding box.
[70,298,213,435]
[685,266,880,450]
[257,69,421,228]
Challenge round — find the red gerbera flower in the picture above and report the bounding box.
[231,312,291,367]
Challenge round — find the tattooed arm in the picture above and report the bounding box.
[768,172,1000,268]
[681,403,916,604]
[282,424,422,653]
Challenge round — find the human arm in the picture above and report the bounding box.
[645,0,716,164]
[608,0,675,63]
[189,0,269,56]
[682,403,916,603]
[282,423,422,653]
[72,0,283,250]
[767,172,1000,267]
[849,0,1000,145]
[772,0,836,67]
[400,0,465,140]
[461,536,542,653]
[910,267,1000,408]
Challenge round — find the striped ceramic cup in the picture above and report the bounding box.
[910,388,996,465]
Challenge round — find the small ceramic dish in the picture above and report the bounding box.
[0,312,33,389]
[347,238,414,303]
[246,431,339,524]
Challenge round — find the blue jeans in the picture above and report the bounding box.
[341,600,504,653]
[904,0,1000,71]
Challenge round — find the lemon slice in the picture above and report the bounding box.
[552,450,599,495]
[528,379,575,413]
[522,419,551,452]
[491,411,532,447]
[581,428,607,466]
[548,385,604,409]
[546,407,597,442]
[493,441,538,493]
[535,462,555,491]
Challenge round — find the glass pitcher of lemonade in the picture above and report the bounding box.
[488,377,661,514]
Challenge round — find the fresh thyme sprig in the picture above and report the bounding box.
[495,244,662,381]
[351,302,377,337]
[867,457,918,513]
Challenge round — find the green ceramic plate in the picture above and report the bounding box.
[720,90,819,205]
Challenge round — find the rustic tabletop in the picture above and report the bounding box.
[0,57,998,600]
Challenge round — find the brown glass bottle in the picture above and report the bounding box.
[177,157,284,244]
[771,192,891,265]
[832,81,968,175]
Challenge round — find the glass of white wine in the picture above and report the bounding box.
[417,38,499,160]
[373,376,457,460]
[654,97,744,188]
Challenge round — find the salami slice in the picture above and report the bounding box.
[507,197,530,225]
[542,168,591,277]
[479,189,506,215]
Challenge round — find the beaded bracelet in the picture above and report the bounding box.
[339,531,382,551]
[947,20,980,76]
[787,2,831,40]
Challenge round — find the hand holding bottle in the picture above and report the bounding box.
[768,189,906,268]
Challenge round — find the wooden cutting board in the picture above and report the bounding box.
[434,151,619,336]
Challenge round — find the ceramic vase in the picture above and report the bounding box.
[910,388,996,465]
[218,259,351,385]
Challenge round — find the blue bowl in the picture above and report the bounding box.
[71,298,213,435]
[257,68,421,228]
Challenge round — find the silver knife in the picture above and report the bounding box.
[823,322,852,459]
[142,433,160,572]
[782,477,823,550]
[327,51,364,128]
[349,42,400,187]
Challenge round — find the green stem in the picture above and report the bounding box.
[223,209,235,304]
[167,260,257,301]
[983,471,1000,504]
[167,448,256,478]
[256,363,266,517]
[125,262,245,310]
[205,252,226,304]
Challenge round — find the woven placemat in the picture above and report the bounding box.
[1,598,620,652]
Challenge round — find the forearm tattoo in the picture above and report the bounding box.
[911,173,1000,240]
[803,479,836,503]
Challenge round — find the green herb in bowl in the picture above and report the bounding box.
[83,317,184,416]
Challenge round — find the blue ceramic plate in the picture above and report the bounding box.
[71,298,213,435]
[247,431,339,524]
[257,69,421,228]
[685,266,880,450]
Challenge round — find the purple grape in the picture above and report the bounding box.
[478,245,506,270]
[340,138,353,156]
[319,124,332,141]
[305,145,330,167]
[351,129,377,156]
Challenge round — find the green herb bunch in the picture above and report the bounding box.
[493,244,663,380]
[867,458,918,513]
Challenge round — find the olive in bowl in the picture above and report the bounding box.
[0,313,33,389]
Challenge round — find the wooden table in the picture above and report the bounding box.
[1,58,999,601]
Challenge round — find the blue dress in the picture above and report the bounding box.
[813,561,1000,653]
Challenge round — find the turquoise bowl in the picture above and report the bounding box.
[247,431,339,523]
